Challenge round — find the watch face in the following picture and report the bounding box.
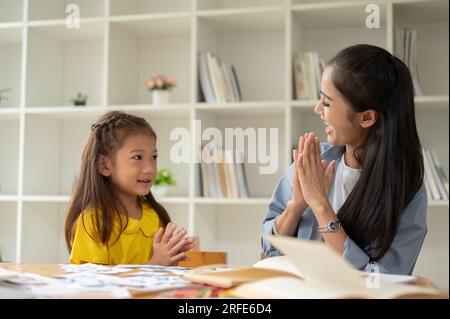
[329,221,339,231]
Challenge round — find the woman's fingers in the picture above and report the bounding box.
[308,134,317,171]
[315,137,321,166]
[326,160,336,192]
[299,135,305,154]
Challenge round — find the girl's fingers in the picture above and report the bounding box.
[179,241,196,253]
[168,227,186,248]
[170,251,186,264]
[154,227,163,244]
[169,237,187,255]
[161,223,176,243]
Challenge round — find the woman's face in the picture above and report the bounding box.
[314,66,367,147]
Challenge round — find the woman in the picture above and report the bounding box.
[261,44,427,275]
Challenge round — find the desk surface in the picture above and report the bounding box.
[0,263,231,299]
[0,263,444,299]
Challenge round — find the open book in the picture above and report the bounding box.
[184,236,447,299]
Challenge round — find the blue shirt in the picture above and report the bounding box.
[261,143,428,275]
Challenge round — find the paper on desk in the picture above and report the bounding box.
[4,272,61,285]
[59,263,131,275]
[116,264,193,275]
[25,282,130,298]
[0,266,20,280]
[59,271,190,292]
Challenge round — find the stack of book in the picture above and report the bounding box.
[183,236,447,299]
[199,144,249,198]
[292,52,326,100]
[198,51,242,103]
[394,28,423,96]
[422,147,449,201]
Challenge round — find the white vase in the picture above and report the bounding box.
[152,185,169,197]
[152,90,170,105]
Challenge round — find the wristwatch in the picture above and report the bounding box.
[317,219,341,233]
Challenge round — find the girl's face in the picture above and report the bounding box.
[101,133,158,198]
[314,66,368,147]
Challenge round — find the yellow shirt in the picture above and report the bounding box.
[69,200,161,265]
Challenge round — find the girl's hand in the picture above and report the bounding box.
[148,223,196,266]
[296,133,335,211]
[289,133,309,214]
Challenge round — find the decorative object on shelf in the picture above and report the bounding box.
[146,74,177,105]
[70,92,88,106]
[152,168,176,197]
[0,88,11,107]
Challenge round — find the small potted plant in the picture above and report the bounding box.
[146,74,177,105]
[70,92,88,106]
[0,88,11,107]
[152,168,176,197]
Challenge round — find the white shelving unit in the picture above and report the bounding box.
[0,0,448,289]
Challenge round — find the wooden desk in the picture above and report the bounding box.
[1,263,446,299]
[0,263,232,299]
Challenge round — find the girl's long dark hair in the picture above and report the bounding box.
[329,44,424,260]
[65,111,171,251]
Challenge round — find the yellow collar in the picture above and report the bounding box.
[121,201,158,237]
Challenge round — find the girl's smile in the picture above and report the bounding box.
[137,177,153,189]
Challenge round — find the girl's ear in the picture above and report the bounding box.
[98,155,112,177]
[359,109,378,128]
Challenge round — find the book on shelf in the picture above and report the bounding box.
[199,144,249,198]
[184,236,447,299]
[292,52,326,101]
[199,51,242,103]
[422,147,449,201]
[394,28,423,96]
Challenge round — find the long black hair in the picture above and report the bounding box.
[329,44,424,260]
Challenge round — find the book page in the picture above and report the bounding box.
[253,255,303,278]
[371,280,447,299]
[183,267,298,288]
[267,235,370,295]
[232,276,371,299]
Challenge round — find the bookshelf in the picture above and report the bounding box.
[0,0,448,289]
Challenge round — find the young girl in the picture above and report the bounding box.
[65,111,195,265]
[262,44,427,275]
